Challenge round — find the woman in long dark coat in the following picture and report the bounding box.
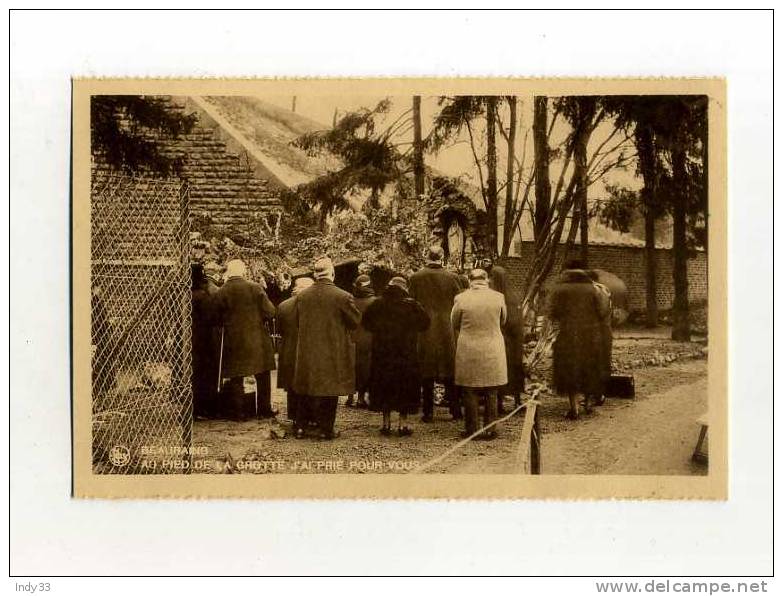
[489,266,525,414]
[587,270,613,405]
[361,277,430,436]
[548,264,605,419]
[346,274,376,409]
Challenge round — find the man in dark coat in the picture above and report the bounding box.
[362,276,430,436]
[213,259,277,420]
[489,265,526,413]
[548,260,606,419]
[292,257,361,439]
[203,260,222,291]
[275,277,314,425]
[191,263,221,419]
[409,245,462,422]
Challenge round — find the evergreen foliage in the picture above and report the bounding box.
[91,95,197,176]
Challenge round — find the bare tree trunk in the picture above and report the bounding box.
[635,124,659,327]
[571,98,594,265]
[671,136,691,341]
[533,96,551,246]
[368,188,380,210]
[562,201,580,264]
[412,95,425,199]
[574,126,589,265]
[522,172,578,313]
[486,96,499,258]
[501,96,517,257]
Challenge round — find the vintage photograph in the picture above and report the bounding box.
[72,79,726,498]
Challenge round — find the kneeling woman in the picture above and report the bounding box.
[361,277,430,436]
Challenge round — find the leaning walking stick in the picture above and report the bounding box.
[217,327,225,393]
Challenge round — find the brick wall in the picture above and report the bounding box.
[92,96,282,229]
[497,241,708,313]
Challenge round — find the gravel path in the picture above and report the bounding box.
[191,396,527,475]
[191,338,708,476]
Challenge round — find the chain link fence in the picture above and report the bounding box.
[91,174,193,474]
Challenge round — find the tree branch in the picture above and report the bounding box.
[587,152,638,186]
[380,108,413,140]
[464,116,488,209]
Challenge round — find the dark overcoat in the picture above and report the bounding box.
[362,286,430,414]
[593,281,614,388]
[353,292,377,392]
[548,270,605,395]
[213,276,276,379]
[292,279,361,397]
[489,266,525,394]
[408,264,462,379]
[191,282,221,409]
[275,295,298,390]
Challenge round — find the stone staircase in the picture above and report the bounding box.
[93,96,283,230]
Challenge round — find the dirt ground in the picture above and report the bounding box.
[191,332,709,476]
[541,360,707,475]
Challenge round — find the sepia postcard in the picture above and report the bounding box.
[71,77,727,499]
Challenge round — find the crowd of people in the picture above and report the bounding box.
[189,246,615,442]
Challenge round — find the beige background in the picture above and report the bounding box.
[72,78,727,500]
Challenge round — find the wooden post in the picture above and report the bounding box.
[515,399,540,474]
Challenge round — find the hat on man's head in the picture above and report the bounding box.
[224,259,247,280]
[468,268,489,289]
[313,256,335,280]
[292,276,314,295]
[353,274,372,288]
[425,245,444,264]
[387,276,409,292]
[468,268,489,282]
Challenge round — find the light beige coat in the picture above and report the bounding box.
[451,285,508,388]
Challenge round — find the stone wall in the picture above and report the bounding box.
[497,241,708,313]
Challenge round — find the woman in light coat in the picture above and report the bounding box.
[451,269,507,439]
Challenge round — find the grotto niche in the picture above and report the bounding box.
[428,176,486,272]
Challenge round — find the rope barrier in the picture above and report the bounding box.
[411,398,536,474]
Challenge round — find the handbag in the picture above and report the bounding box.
[606,374,635,398]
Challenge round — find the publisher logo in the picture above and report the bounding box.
[109,445,130,468]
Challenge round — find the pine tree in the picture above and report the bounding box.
[91,96,197,176]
